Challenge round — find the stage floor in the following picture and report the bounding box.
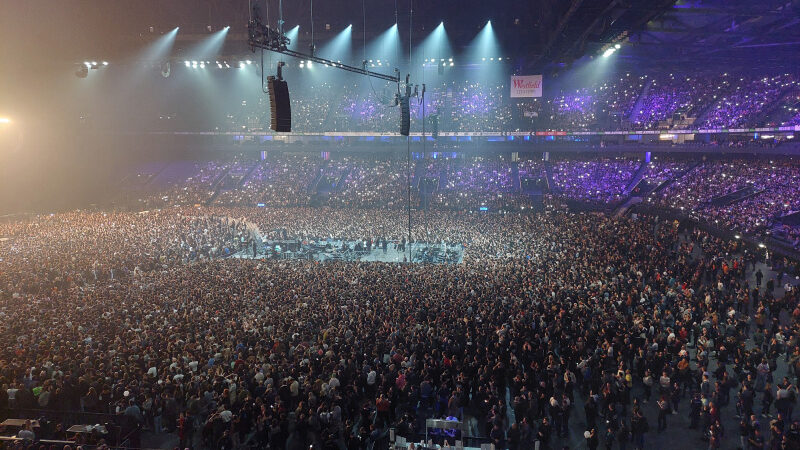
[233,241,464,264]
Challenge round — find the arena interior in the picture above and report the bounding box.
[3,1,800,449]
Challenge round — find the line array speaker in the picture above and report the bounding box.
[268,76,291,132]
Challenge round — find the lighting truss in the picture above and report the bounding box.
[247,16,400,83]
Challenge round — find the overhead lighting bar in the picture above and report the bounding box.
[247,15,399,83]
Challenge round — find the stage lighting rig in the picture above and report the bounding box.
[247,11,399,83]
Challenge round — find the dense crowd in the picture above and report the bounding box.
[651,160,800,243]
[116,154,800,253]
[217,72,800,133]
[2,201,800,450]
[550,157,639,205]
[703,75,796,129]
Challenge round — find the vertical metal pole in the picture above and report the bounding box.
[278,0,284,34]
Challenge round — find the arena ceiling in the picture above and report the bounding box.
[2,0,799,73]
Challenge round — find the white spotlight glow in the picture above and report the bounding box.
[602,48,616,57]
[184,61,190,67]
[102,61,109,66]
[615,43,621,49]
[0,118,10,124]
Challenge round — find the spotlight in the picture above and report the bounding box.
[448,58,453,62]
[192,60,198,65]
[206,25,212,32]
[199,62,205,68]
[102,61,108,66]
[184,61,190,67]
[449,62,454,66]
[602,47,615,57]
[225,62,230,68]
[84,62,91,68]
[482,57,486,61]
[217,63,222,68]
[307,61,312,67]
[239,62,245,68]
[615,43,621,49]
[489,57,494,61]
[246,60,252,64]
[0,118,9,124]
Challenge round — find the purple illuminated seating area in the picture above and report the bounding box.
[703,74,796,128]
[328,160,408,209]
[653,161,766,211]
[255,155,318,206]
[649,160,800,242]
[519,159,545,178]
[551,158,639,204]
[640,160,691,185]
[431,158,515,209]
[120,155,800,250]
[221,73,800,133]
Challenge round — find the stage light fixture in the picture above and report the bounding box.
[0,118,9,124]
[184,61,190,67]
[449,62,454,66]
[102,61,108,66]
[199,62,205,68]
[84,62,91,68]
[615,43,621,49]
[602,47,616,57]
[246,60,252,64]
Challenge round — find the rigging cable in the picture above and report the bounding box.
[310,0,314,55]
[405,0,414,262]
